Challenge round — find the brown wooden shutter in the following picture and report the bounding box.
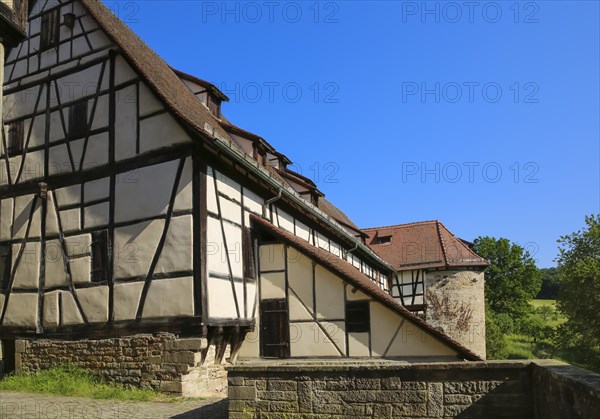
[91,230,109,283]
[7,120,24,157]
[0,244,12,293]
[242,227,256,280]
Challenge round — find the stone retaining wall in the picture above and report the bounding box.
[227,361,533,418]
[14,333,230,397]
[227,359,600,418]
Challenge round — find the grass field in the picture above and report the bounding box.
[0,365,178,401]
[503,299,564,360]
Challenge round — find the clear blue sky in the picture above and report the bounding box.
[114,1,599,268]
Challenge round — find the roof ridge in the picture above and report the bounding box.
[437,222,488,263]
[363,220,440,231]
[436,221,450,267]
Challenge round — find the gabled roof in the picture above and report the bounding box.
[251,215,482,362]
[363,221,489,271]
[81,0,231,141]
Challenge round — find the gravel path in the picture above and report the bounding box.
[0,391,228,418]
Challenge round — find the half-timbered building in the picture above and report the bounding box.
[364,221,489,358]
[1,0,483,394]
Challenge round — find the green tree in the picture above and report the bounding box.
[473,236,542,323]
[485,307,507,359]
[555,215,600,370]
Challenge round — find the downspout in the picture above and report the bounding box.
[263,187,282,221]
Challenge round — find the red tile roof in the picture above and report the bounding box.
[251,215,483,361]
[363,221,489,271]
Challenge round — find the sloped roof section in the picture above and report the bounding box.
[363,221,489,271]
[251,215,482,361]
[80,0,230,141]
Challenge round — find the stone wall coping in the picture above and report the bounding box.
[226,359,532,373]
[531,359,600,395]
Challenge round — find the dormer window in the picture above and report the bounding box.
[40,9,60,51]
[373,235,392,245]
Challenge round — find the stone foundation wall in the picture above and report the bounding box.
[227,361,533,418]
[14,333,230,397]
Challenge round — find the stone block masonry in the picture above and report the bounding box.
[14,333,230,397]
[227,359,600,418]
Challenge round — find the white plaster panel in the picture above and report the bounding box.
[114,55,137,84]
[138,83,163,116]
[45,193,59,236]
[59,208,80,233]
[290,321,344,357]
[71,257,91,285]
[45,240,68,289]
[316,232,329,251]
[88,30,112,51]
[13,195,41,239]
[85,178,110,202]
[246,282,258,319]
[260,271,285,299]
[3,84,45,119]
[314,265,345,320]
[12,241,40,289]
[83,132,110,169]
[43,291,60,327]
[258,244,285,272]
[115,84,137,161]
[48,110,65,143]
[219,196,242,225]
[243,188,263,215]
[224,223,243,279]
[348,332,370,357]
[295,220,311,242]
[206,169,218,214]
[155,214,193,274]
[84,202,109,228]
[114,219,163,279]
[173,158,193,212]
[289,292,313,321]
[29,114,46,148]
[276,209,294,234]
[346,287,370,301]
[139,112,190,154]
[7,155,21,184]
[90,95,109,130]
[207,216,228,276]
[0,198,14,241]
[287,250,313,316]
[77,286,109,323]
[0,160,8,187]
[207,276,238,318]
[143,277,194,318]
[330,242,341,258]
[20,150,45,182]
[55,64,102,104]
[113,282,144,321]
[65,234,91,257]
[48,144,72,176]
[115,159,178,223]
[40,49,58,70]
[2,293,38,327]
[61,291,85,325]
[215,170,241,202]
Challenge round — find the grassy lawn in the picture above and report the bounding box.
[530,298,565,328]
[0,365,178,402]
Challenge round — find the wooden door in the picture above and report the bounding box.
[260,299,290,358]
